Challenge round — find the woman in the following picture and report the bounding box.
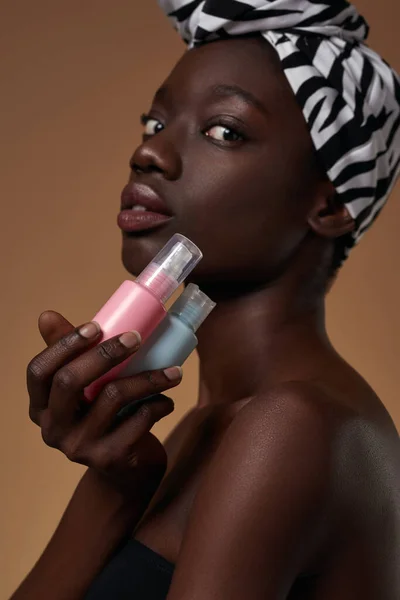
[11,1,400,599]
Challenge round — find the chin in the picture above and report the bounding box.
[121,235,159,276]
[120,225,186,276]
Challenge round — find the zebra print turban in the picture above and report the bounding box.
[158,0,400,261]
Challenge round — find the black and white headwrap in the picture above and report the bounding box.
[158,0,400,262]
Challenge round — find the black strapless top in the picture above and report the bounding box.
[84,538,175,600]
[83,536,316,599]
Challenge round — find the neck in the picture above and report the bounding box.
[195,238,333,407]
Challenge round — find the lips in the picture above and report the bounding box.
[118,182,173,233]
[120,182,172,215]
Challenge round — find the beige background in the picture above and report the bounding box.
[1,1,399,597]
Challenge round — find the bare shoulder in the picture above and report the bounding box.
[233,379,400,507]
[164,381,400,599]
[195,380,354,518]
[232,379,355,449]
[237,377,398,443]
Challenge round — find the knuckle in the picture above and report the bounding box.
[146,371,162,391]
[127,450,140,469]
[101,381,124,405]
[41,424,60,449]
[29,406,40,425]
[135,402,152,423]
[96,340,118,362]
[53,367,77,391]
[26,358,46,382]
[91,446,117,471]
[60,437,87,464]
[57,334,76,353]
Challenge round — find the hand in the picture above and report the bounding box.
[26,311,182,496]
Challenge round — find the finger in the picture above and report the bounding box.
[80,367,182,439]
[38,310,75,346]
[89,396,175,467]
[27,320,103,425]
[47,331,142,428]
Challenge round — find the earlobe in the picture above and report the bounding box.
[308,190,355,239]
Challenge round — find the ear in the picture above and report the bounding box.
[307,183,355,239]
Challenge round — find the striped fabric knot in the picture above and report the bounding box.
[163,0,369,46]
[158,0,400,261]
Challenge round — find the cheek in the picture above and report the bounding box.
[177,153,309,281]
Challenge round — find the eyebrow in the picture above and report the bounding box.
[153,83,269,119]
[211,84,270,118]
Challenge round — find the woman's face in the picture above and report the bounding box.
[121,37,323,285]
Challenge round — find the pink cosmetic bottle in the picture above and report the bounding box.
[84,234,202,401]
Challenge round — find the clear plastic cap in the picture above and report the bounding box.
[170,283,216,333]
[136,234,203,304]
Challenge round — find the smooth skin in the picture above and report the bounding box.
[12,36,400,599]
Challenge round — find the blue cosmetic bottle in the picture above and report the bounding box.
[119,283,216,377]
[116,284,215,418]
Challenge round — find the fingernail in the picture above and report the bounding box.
[163,366,183,382]
[78,321,101,339]
[119,330,142,349]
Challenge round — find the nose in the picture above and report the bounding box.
[129,132,182,181]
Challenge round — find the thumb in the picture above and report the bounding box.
[38,310,75,346]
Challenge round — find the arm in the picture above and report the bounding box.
[166,383,341,599]
[10,468,157,600]
[12,311,182,600]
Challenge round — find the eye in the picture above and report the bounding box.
[140,113,164,136]
[204,125,243,143]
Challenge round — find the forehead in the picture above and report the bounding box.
[160,37,295,111]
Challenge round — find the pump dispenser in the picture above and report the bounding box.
[135,236,201,304]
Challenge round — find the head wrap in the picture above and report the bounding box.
[158,0,400,262]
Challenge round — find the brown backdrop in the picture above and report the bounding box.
[1,2,399,597]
